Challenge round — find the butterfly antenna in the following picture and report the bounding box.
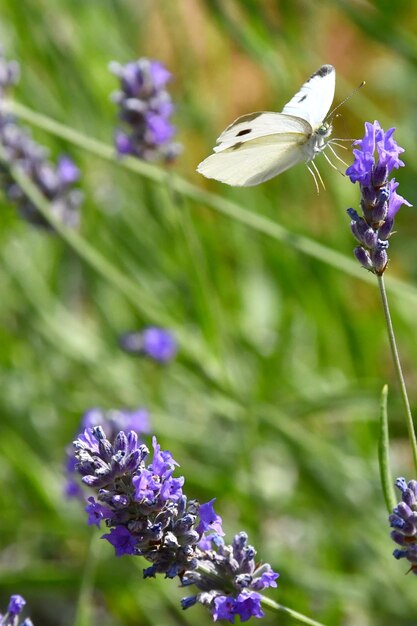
[327,80,366,121]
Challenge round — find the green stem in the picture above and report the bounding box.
[377,274,417,474]
[378,384,396,512]
[8,99,417,305]
[195,562,326,626]
[73,533,102,626]
[260,595,326,626]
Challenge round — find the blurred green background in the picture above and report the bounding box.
[1,1,417,624]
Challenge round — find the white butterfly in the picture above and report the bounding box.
[197,64,336,187]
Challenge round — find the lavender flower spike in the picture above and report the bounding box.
[389,477,417,574]
[346,121,411,275]
[109,58,182,163]
[0,594,34,626]
[72,426,279,621]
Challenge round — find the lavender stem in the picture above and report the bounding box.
[377,274,417,473]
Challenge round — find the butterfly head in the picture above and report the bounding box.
[316,121,332,138]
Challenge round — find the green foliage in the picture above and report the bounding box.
[1,1,417,624]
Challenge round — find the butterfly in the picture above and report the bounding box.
[197,64,337,187]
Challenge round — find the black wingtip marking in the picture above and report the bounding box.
[307,64,334,82]
[236,128,252,137]
[314,64,334,77]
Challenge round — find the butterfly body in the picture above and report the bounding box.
[197,64,335,186]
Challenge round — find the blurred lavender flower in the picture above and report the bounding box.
[109,58,181,162]
[119,327,177,363]
[0,52,19,99]
[65,406,150,498]
[73,426,278,621]
[0,51,82,230]
[390,477,417,574]
[346,121,411,275]
[0,595,33,626]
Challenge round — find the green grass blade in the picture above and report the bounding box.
[378,385,396,513]
[260,595,326,626]
[0,143,223,384]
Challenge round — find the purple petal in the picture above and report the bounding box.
[212,595,237,623]
[145,113,175,145]
[57,155,80,185]
[197,498,224,536]
[149,61,172,89]
[387,179,412,219]
[7,595,26,617]
[142,327,177,362]
[102,525,137,556]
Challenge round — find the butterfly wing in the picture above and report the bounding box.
[197,125,312,187]
[197,117,312,186]
[281,64,335,128]
[211,111,311,152]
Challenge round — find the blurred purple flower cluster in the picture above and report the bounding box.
[0,51,19,97]
[109,58,181,162]
[0,51,82,230]
[119,326,177,363]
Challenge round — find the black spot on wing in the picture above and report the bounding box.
[224,111,263,132]
[236,128,251,137]
[298,95,307,103]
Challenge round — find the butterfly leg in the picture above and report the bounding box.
[323,151,343,176]
[311,160,326,191]
[307,163,321,194]
[327,143,348,167]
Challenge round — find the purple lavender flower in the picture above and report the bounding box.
[390,477,417,574]
[65,406,150,499]
[0,52,82,230]
[72,426,279,621]
[181,531,278,621]
[0,594,34,626]
[346,121,411,275]
[119,327,177,363]
[109,58,181,163]
[73,427,197,578]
